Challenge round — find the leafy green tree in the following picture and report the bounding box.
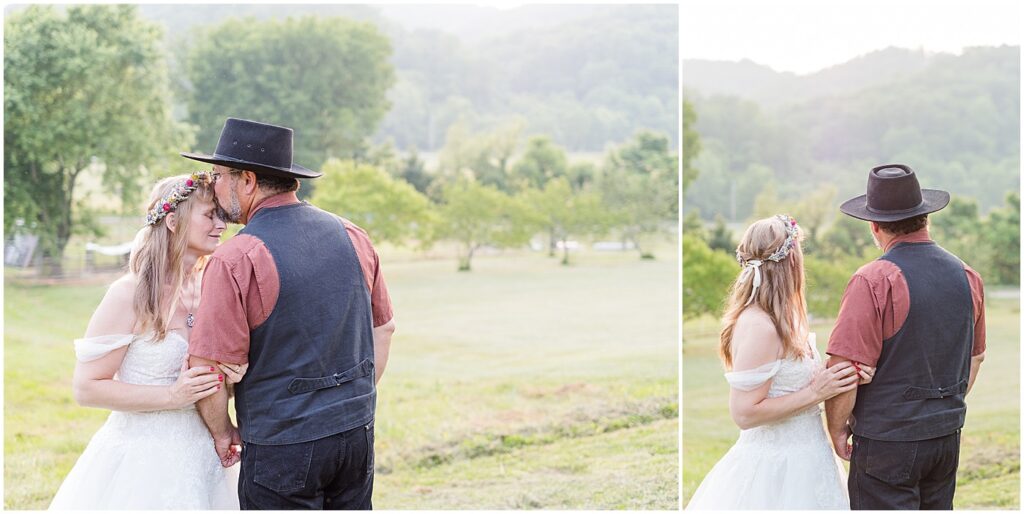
[821,214,875,259]
[600,131,678,259]
[982,192,1019,285]
[311,160,436,247]
[510,136,568,191]
[184,16,394,171]
[523,178,609,265]
[393,148,433,196]
[706,215,735,253]
[567,161,598,192]
[682,235,736,319]
[804,257,858,319]
[682,211,706,241]
[437,180,539,271]
[789,185,837,253]
[931,197,990,274]
[682,100,701,194]
[4,5,189,273]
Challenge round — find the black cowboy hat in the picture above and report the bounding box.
[839,164,949,222]
[181,118,322,179]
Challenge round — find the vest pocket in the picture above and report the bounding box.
[287,358,374,395]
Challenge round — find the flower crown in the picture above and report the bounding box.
[145,171,212,226]
[734,214,800,306]
[735,214,800,265]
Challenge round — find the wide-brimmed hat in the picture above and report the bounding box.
[839,164,949,222]
[181,118,322,179]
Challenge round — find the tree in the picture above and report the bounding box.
[509,135,568,192]
[820,214,875,259]
[789,185,837,253]
[682,235,736,320]
[523,178,609,265]
[393,148,433,196]
[311,160,436,247]
[4,5,189,273]
[184,16,394,172]
[983,192,1020,285]
[600,130,678,259]
[931,197,990,275]
[682,100,701,194]
[437,180,539,271]
[706,215,735,253]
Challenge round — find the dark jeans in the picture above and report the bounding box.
[849,431,961,510]
[239,421,374,510]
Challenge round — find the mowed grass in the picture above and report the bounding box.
[682,295,1019,509]
[5,245,679,509]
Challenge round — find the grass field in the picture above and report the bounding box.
[682,294,1020,509]
[5,245,679,509]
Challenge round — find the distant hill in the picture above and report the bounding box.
[683,45,1020,220]
[134,4,677,152]
[683,47,933,106]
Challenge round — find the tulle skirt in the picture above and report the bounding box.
[49,407,239,510]
[687,408,849,510]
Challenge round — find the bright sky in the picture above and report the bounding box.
[681,0,1022,74]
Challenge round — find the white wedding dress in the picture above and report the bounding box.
[49,331,239,510]
[687,335,849,510]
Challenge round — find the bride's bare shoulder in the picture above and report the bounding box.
[83,274,138,337]
[730,307,782,365]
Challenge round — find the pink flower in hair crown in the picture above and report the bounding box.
[145,171,212,226]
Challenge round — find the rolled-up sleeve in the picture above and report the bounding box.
[189,255,252,364]
[827,273,885,367]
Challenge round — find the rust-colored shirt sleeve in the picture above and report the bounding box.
[964,265,986,356]
[343,219,394,327]
[188,234,279,365]
[827,269,887,367]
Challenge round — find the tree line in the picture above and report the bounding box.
[682,98,1020,322]
[4,6,677,273]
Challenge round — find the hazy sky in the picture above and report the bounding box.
[681,0,1021,74]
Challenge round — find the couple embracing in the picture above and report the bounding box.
[688,165,986,510]
[50,118,396,510]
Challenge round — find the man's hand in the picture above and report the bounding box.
[213,425,242,468]
[830,423,853,461]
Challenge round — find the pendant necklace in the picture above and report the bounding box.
[185,273,199,328]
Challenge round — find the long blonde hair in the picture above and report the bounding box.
[719,215,808,370]
[128,174,214,339]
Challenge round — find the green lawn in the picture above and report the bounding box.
[5,246,679,509]
[682,295,1020,509]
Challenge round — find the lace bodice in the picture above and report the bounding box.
[74,330,189,384]
[724,333,828,441]
[119,331,190,386]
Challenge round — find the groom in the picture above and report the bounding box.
[184,118,396,509]
[824,164,986,510]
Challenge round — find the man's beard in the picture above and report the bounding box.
[215,189,243,224]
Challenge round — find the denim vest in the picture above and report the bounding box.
[234,202,375,444]
[850,242,974,441]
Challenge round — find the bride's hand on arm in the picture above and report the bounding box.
[71,275,220,411]
[218,362,248,384]
[806,361,860,402]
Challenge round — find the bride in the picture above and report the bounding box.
[687,214,874,510]
[50,172,245,509]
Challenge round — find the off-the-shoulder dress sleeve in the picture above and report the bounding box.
[74,334,135,362]
[724,360,782,391]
